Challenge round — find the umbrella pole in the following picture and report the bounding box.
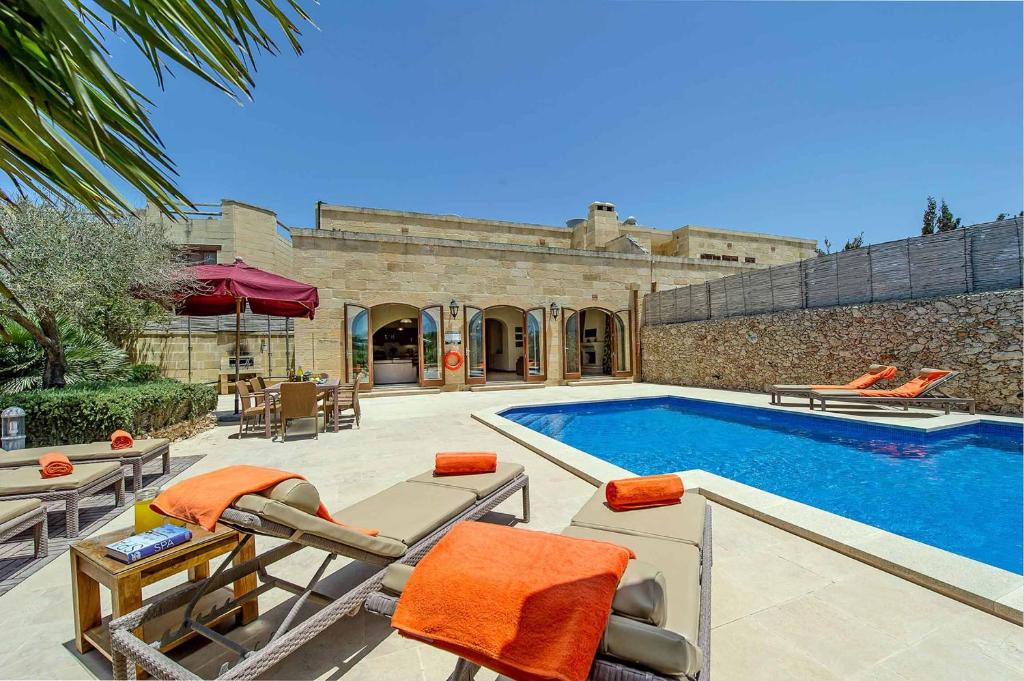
[234,297,241,415]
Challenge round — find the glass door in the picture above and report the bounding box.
[344,303,372,389]
[562,308,581,380]
[418,305,444,388]
[612,309,633,377]
[464,305,485,385]
[525,307,546,382]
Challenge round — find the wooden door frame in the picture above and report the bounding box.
[524,307,547,382]
[612,308,633,378]
[562,307,581,380]
[418,304,445,388]
[579,306,616,377]
[463,305,486,385]
[343,303,373,390]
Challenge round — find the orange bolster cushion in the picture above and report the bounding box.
[434,452,498,476]
[110,429,134,450]
[39,453,73,479]
[606,474,684,511]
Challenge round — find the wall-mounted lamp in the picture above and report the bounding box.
[449,299,460,319]
[550,302,560,319]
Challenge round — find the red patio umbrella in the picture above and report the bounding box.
[177,258,319,413]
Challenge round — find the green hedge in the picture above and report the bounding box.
[0,380,218,447]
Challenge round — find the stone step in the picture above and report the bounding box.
[468,382,546,392]
[361,387,442,399]
[566,378,634,387]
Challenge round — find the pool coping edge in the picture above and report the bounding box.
[472,404,1024,626]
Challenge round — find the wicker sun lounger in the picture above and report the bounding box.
[810,368,975,415]
[0,438,170,494]
[0,462,125,538]
[0,499,48,558]
[769,364,896,405]
[109,462,531,680]
[365,485,712,681]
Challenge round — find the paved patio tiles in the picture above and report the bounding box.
[0,383,1018,680]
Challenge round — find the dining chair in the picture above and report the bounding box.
[278,382,321,441]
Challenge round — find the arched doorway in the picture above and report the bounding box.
[464,305,546,384]
[343,302,445,389]
[563,307,632,379]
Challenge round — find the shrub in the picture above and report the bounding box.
[0,317,130,394]
[129,363,162,383]
[0,380,217,447]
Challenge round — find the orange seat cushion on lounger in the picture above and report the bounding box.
[151,464,379,535]
[606,474,685,511]
[110,429,134,450]
[811,365,897,390]
[434,452,498,475]
[39,453,73,478]
[856,370,950,398]
[393,522,634,681]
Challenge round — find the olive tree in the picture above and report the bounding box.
[0,200,199,388]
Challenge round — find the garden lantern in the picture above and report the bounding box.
[1,406,26,451]
[550,302,560,319]
[449,299,460,319]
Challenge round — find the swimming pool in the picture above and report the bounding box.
[501,397,1024,573]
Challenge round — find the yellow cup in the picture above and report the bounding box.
[133,488,185,533]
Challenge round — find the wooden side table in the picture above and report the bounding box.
[70,524,258,667]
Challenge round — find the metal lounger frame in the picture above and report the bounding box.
[109,473,530,680]
[0,442,170,495]
[0,468,124,538]
[0,504,48,558]
[363,505,713,681]
[809,371,975,415]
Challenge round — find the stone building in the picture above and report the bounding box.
[139,198,816,392]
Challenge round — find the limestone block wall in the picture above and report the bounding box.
[669,226,817,265]
[318,203,573,249]
[138,331,294,385]
[641,290,1022,414]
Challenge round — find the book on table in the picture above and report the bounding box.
[105,524,193,563]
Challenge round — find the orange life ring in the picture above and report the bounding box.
[444,350,464,371]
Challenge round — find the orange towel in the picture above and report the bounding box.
[857,370,950,398]
[150,465,379,535]
[435,452,498,475]
[393,522,634,681]
[811,365,897,390]
[606,474,685,511]
[39,453,73,479]
[110,430,134,450]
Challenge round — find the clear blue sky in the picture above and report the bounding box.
[105,1,1021,247]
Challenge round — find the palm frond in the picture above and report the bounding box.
[0,1,312,217]
[0,315,130,393]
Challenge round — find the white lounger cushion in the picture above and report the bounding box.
[0,461,120,495]
[0,438,169,467]
[232,493,408,558]
[562,525,701,643]
[339,482,477,546]
[571,486,706,550]
[600,614,702,679]
[406,462,525,499]
[0,498,42,525]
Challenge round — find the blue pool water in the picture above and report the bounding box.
[502,397,1024,573]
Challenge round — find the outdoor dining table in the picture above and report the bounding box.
[257,379,352,438]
